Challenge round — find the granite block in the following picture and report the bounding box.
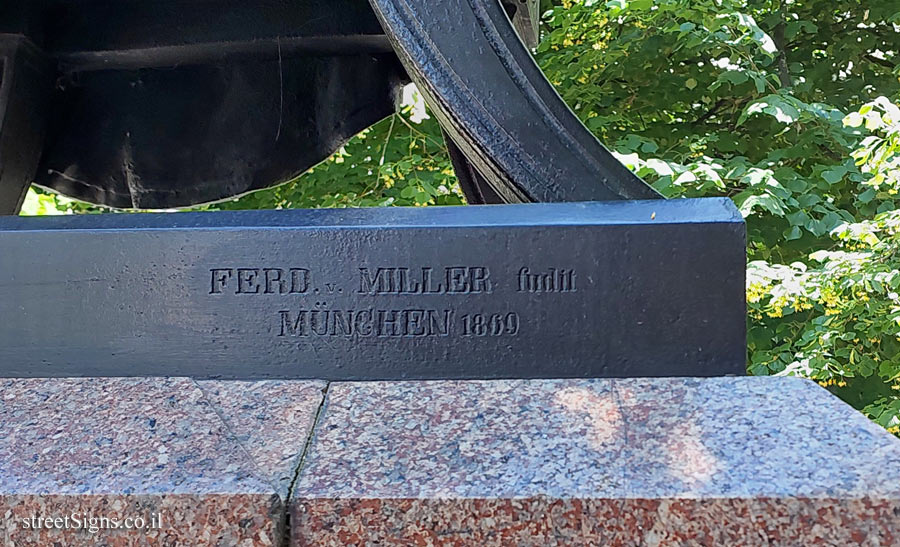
[293,380,625,499]
[291,377,900,546]
[4,376,900,545]
[0,377,321,546]
[614,377,900,499]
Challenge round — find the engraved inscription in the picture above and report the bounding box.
[358,267,492,295]
[517,267,576,293]
[207,265,576,340]
[278,309,452,337]
[460,313,520,337]
[210,268,310,295]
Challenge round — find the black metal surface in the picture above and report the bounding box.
[444,130,505,205]
[0,199,746,379]
[37,54,404,209]
[15,1,390,68]
[0,35,52,215]
[0,0,551,211]
[369,0,661,203]
[0,0,406,210]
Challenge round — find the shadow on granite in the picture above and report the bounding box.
[291,377,900,546]
[0,377,324,546]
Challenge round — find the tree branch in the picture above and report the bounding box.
[772,7,792,89]
[864,54,896,70]
[694,99,727,125]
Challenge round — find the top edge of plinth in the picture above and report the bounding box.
[2,198,741,232]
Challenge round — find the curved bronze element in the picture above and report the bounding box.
[369,0,661,203]
[0,36,52,215]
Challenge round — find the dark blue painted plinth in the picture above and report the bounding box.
[0,198,745,379]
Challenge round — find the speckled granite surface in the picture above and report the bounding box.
[3,376,900,546]
[291,377,900,546]
[0,377,323,546]
[197,380,326,498]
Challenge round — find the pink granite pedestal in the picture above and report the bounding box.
[291,378,900,546]
[2,376,899,546]
[0,377,325,546]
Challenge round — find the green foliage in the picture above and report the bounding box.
[536,0,900,434]
[538,0,900,263]
[19,189,72,216]
[747,98,900,435]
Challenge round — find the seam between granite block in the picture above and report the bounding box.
[192,379,283,499]
[287,381,331,500]
[193,379,330,547]
[610,378,635,499]
[283,381,330,546]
